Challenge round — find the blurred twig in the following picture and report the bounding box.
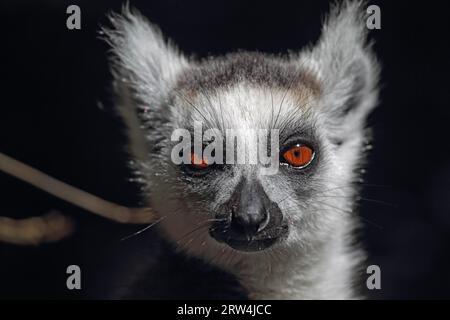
[0,210,74,246]
[0,152,155,245]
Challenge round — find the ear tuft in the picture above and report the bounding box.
[101,5,188,161]
[101,5,188,108]
[304,1,380,140]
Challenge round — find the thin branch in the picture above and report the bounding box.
[0,152,155,245]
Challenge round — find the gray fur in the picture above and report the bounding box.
[104,1,379,299]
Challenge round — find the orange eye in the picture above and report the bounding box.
[282,145,314,168]
[190,152,209,169]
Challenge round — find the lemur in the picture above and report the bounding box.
[104,0,379,299]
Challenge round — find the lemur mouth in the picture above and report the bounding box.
[222,235,282,252]
[209,222,289,252]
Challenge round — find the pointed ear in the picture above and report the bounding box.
[102,6,188,160]
[103,6,188,113]
[303,1,379,142]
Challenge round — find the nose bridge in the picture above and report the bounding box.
[227,175,272,234]
[237,176,265,210]
[239,168,272,203]
[230,169,265,204]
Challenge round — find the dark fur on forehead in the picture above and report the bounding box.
[176,51,321,96]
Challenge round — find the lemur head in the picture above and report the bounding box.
[105,1,378,264]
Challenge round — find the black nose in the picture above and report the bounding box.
[231,205,270,235]
[228,178,272,236]
[209,178,288,252]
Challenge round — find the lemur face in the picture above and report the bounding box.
[105,1,378,263]
[167,56,323,252]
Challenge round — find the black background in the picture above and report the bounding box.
[0,0,449,299]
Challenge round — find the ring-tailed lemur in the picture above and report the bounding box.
[104,0,379,299]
